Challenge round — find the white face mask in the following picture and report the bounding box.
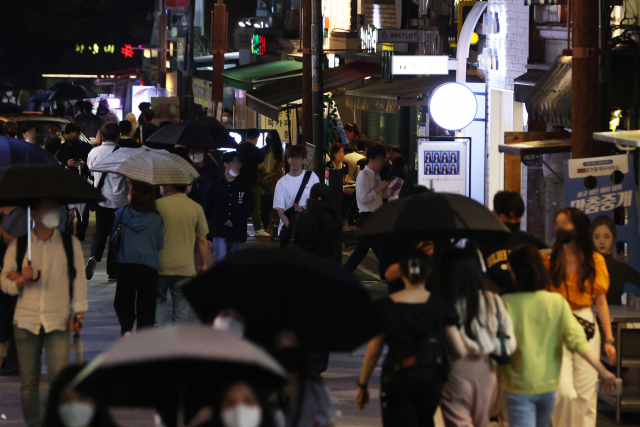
[190,152,204,163]
[213,316,244,338]
[228,168,239,178]
[222,404,262,427]
[41,210,60,229]
[58,402,96,427]
[6,91,12,97]
[222,116,229,123]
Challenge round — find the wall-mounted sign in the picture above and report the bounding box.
[121,44,135,58]
[377,29,420,43]
[360,24,377,53]
[234,28,254,50]
[251,34,268,56]
[418,138,470,196]
[75,44,116,55]
[429,83,477,130]
[391,55,449,75]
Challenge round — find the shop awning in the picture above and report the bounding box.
[526,57,572,128]
[514,69,548,103]
[344,73,457,113]
[222,60,303,91]
[246,61,381,121]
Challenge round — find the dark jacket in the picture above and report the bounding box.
[205,176,255,243]
[113,208,164,271]
[134,123,160,146]
[354,135,370,152]
[189,162,222,207]
[237,142,265,186]
[76,113,103,138]
[117,137,141,148]
[57,141,93,178]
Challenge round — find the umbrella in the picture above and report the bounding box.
[0,79,13,92]
[184,116,238,149]
[182,248,381,352]
[47,85,98,101]
[72,325,288,427]
[0,103,23,115]
[0,164,104,280]
[146,121,217,149]
[356,191,510,241]
[0,136,60,167]
[29,91,54,104]
[90,148,200,186]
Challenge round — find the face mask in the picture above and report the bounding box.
[222,404,262,427]
[213,316,245,338]
[555,228,575,244]
[58,402,96,427]
[6,131,16,138]
[504,222,521,233]
[222,116,229,123]
[41,211,60,229]
[273,410,286,427]
[228,168,239,178]
[6,92,12,97]
[190,153,204,163]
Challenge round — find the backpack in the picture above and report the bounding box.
[16,232,76,299]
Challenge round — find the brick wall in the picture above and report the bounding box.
[484,0,530,205]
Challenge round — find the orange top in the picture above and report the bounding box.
[543,252,610,310]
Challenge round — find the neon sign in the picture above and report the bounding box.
[251,34,268,56]
[75,44,115,54]
[121,44,135,58]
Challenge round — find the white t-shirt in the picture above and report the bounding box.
[273,171,320,235]
[344,152,365,180]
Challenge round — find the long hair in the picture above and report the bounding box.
[293,184,342,261]
[440,249,486,339]
[549,207,595,292]
[508,244,549,292]
[589,215,617,241]
[208,378,277,427]
[42,365,118,427]
[267,130,283,159]
[129,180,157,213]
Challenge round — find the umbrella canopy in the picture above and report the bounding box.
[146,121,216,149]
[91,148,200,186]
[0,164,104,207]
[356,191,511,241]
[0,79,13,92]
[184,116,238,149]
[29,91,54,103]
[0,136,61,167]
[47,85,98,101]
[72,325,287,410]
[0,103,23,115]
[182,248,381,352]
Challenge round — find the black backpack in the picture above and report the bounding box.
[15,232,76,298]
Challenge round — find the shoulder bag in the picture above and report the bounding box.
[279,171,312,247]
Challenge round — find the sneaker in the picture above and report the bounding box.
[342,224,354,233]
[85,257,97,280]
[255,229,270,237]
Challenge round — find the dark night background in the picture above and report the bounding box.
[0,0,255,91]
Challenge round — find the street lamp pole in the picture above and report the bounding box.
[311,0,324,176]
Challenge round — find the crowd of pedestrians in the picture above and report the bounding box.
[0,113,629,427]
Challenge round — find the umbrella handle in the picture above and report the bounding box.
[30,271,41,282]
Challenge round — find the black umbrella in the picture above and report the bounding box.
[0,103,23,115]
[357,191,510,241]
[146,121,217,149]
[184,116,238,149]
[0,164,104,280]
[47,85,98,101]
[182,248,381,352]
[0,136,60,167]
[0,79,13,92]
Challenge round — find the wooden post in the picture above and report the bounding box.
[571,0,600,158]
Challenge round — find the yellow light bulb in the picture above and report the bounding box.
[471,32,479,45]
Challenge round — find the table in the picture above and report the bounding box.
[602,306,640,422]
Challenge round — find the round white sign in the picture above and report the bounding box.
[428,83,478,131]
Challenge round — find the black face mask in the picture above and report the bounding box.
[504,221,521,233]
[273,347,304,373]
[555,228,575,244]
[67,138,79,146]
[6,131,16,138]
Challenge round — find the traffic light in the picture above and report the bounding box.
[456,1,484,73]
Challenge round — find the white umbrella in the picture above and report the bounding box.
[91,148,200,186]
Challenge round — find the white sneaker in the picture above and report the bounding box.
[255,229,270,237]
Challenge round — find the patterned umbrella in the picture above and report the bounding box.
[91,148,200,186]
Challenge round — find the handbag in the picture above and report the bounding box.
[564,281,595,340]
[490,294,512,365]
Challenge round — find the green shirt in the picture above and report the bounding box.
[499,290,591,395]
[156,193,209,276]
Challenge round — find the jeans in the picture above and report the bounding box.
[344,212,384,273]
[251,185,263,231]
[115,264,158,335]
[503,391,557,427]
[212,238,241,265]
[14,326,70,427]
[155,275,192,326]
[90,205,118,276]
